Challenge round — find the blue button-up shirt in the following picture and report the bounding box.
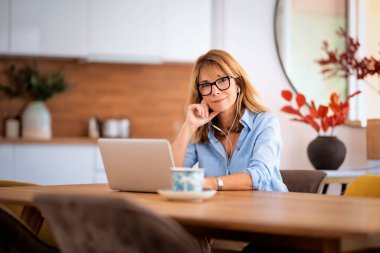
[184,109,288,192]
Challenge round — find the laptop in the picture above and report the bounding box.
[98,138,173,192]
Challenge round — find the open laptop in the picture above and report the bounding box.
[98,138,173,192]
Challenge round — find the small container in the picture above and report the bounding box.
[88,117,99,138]
[119,119,130,138]
[102,119,120,138]
[5,118,20,138]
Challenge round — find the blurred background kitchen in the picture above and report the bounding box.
[0,0,379,192]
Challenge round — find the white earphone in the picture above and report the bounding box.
[210,91,240,167]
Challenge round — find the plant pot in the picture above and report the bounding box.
[22,101,52,139]
[307,136,346,170]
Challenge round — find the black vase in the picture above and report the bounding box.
[307,136,346,170]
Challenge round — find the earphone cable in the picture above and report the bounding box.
[210,91,240,169]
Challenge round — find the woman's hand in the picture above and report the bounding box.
[203,177,217,190]
[185,100,219,130]
[172,101,219,167]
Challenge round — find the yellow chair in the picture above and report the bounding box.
[0,180,57,247]
[344,174,380,198]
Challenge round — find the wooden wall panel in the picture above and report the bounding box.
[0,57,193,141]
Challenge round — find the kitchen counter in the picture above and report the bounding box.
[0,137,98,145]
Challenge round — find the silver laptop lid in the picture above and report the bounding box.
[98,139,173,192]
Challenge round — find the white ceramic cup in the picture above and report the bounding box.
[171,168,204,192]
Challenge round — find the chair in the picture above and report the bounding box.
[34,193,206,253]
[344,174,380,197]
[0,180,57,247]
[0,204,59,253]
[280,170,327,193]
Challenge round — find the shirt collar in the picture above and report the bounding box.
[208,124,219,143]
[239,108,255,131]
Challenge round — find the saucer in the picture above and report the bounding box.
[157,189,217,201]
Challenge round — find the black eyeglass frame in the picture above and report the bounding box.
[196,76,233,96]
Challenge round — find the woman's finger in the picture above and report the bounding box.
[203,101,209,118]
[199,100,205,118]
[189,104,202,118]
[201,100,209,118]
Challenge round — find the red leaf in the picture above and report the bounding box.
[341,106,349,115]
[321,118,330,132]
[318,106,328,117]
[281,90,293,101]
[329,102,340,114]
[296,93,306,107]
[330,92,340,104]
[337,116,345,125]
[303,115,320,132]
[281,106,299,115]
[309,107,319,118]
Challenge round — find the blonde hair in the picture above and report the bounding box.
[188,49,268,144]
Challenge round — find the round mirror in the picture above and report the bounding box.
[275,0,380,126]
[274,0,348,107]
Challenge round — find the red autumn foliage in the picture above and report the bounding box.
[280,90,361,134]
[316,27,380,80]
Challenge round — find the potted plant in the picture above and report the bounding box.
[281,89,361,170]
[0,65,70,139]
[317,27,380,95]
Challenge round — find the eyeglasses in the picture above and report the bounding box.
[197,76,232,96]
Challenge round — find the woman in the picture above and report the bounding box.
[172,49,287,192]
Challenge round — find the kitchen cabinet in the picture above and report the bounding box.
[2,0,213,63]
[0,143,107,185]
[162,0,212,62]
[88,0,163,63]
[0,0,9,53]
[0,144,13,180]
[10,0,88,57]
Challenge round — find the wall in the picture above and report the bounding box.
[222,0,369,171]
[0,0,370,173]
[364,0,380,119]
[0,58,192,141]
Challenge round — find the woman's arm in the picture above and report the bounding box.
[171,123,197,167]
[204,173,252,190]
[243,114,287,192]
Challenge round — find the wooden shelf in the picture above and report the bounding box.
[0,137,98,145]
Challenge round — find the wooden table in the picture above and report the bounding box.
[323,168,380,194]
[1,184,380,253]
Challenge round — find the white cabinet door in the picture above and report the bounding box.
[0,144,13,180]
[94,146,107,183]
[163,0,212,62]
[88,0,163,63]
[10,0,88,57]
[0,0,9,53]
[13,144,95,185]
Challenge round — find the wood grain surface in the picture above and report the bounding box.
[0,57,193,141]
